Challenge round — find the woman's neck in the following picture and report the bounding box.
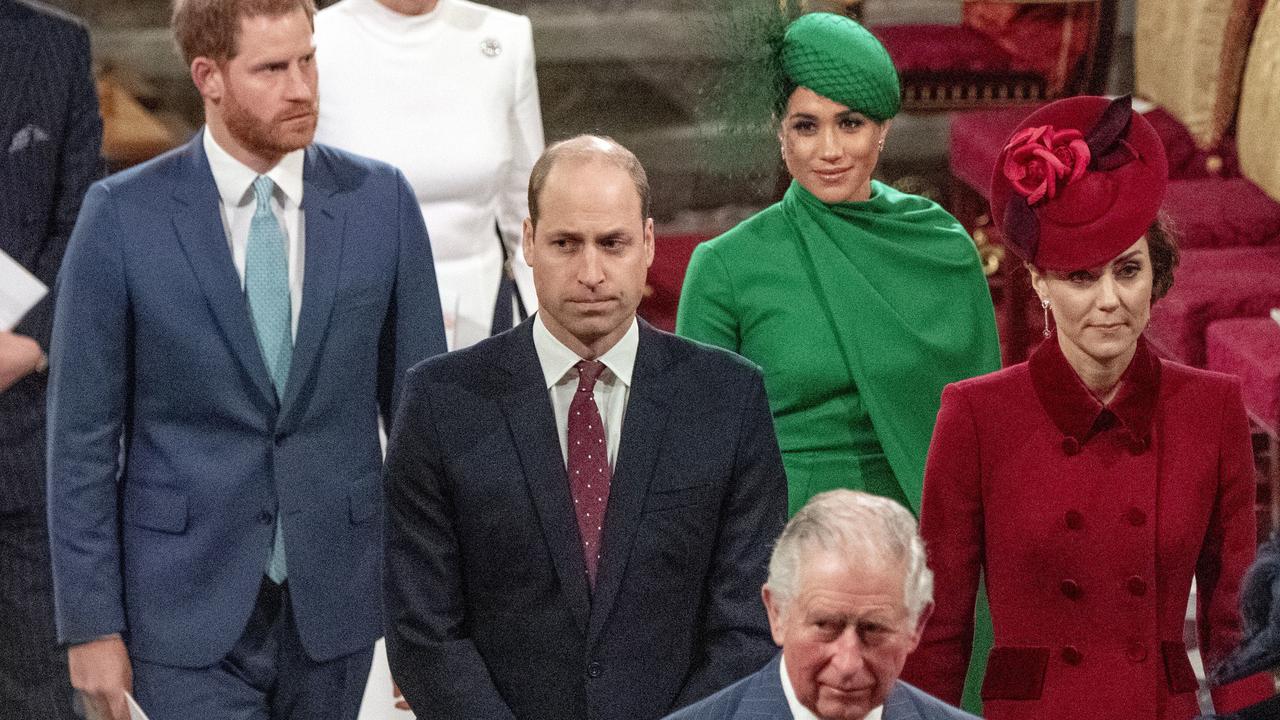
[1058,335,1136,405]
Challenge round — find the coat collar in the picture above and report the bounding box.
[1028,335,1161,449]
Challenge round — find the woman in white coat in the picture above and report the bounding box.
[315,2,544,716]
[315,0,544,351]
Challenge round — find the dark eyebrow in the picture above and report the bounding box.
[1113,250,1143,263]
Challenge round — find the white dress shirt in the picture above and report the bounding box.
[203,128,306,338]
[780,656,884,720]
[532,313,638,468]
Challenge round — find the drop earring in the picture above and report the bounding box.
[1041,298,1052,338]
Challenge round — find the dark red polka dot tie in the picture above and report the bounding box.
[568,360,611,586]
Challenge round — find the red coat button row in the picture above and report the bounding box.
[1059,576,1148,599]
[1060,642,1147,665]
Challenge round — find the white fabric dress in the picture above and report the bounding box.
[315,0,544,350]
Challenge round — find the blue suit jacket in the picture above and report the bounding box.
[663,654,980,720]
[0,0,101,511]
[384,319,788,719]
[47,133,446,667]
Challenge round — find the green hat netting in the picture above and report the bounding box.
[781,12,900,121]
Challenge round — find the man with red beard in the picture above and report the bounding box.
[45,2,446,718]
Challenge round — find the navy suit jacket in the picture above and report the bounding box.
[0,0,101,511]
[383,319,788,719]
[47,133,446,667]
[663,654,980,720]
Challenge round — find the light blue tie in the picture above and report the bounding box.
[246,175,292,583]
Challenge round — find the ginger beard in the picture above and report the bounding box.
[220,79,317,159]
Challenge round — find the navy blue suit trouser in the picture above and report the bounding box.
[131,578,374,720]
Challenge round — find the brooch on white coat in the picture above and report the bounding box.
[481,38,502,57]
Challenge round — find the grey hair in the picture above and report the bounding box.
[767,489,933,626]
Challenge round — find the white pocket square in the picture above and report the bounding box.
[8,124,50,153]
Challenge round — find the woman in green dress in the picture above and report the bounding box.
[677,11,1001,517]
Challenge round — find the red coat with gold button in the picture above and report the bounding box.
[901,337,1273,719]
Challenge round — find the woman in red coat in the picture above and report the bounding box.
[900,96,1274,719]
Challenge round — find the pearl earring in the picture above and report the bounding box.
[1041,298,1052,338]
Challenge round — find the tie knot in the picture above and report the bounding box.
[574,360,606,389]
[252,175,275,214]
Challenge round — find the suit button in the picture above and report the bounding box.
[1126,508,1147,527]
[1127,576,1148,596]
[1061,646,1083,665]
[1128,436,1148,455]
[586,661,603,678]
[1064,510,1084,530]
[1126,642,1147,662]
[1061,437,1080,456]
[258,511,274,525]
[274,434,287,447]
[1060,579,1082,600]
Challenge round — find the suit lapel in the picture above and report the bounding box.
[0,10,35,155]
[500,324,592,636]
[587,322,674,645]
[170,135,276,405]
[730,654,790,720]
[277,146,346,427]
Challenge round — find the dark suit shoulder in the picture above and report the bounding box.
[891,681,981,720]
[307,142,403,188]
[404,325,519,389]
[646,323,763,380]
[89,143,190,201]
[662,667,759,720]
[11,0,90,35]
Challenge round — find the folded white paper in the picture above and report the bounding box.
[126,692,151,720]
[1271,308,1279,328]
[0,249,46,331]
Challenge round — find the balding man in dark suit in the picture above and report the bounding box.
[0,1,102,717]
[384,135,788,720]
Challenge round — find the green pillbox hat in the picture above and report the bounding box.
[781,12,901,121]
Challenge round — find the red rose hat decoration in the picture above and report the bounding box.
[989,95,1169,271]
[1002,126,1091,205]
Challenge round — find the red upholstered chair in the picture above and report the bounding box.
[1207,316,1280,531]
[875,0,1117,112]
[1145,247,1280,367]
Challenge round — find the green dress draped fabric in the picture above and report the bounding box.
[676,180,1001,514]
[676,180,1001,716]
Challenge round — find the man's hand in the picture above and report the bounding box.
[69,635,132,720]
[393,680,413,711]
[0,331,43,393]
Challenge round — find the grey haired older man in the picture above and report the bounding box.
[664,490,978,720]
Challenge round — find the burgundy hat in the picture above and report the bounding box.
[990,95,1168,271]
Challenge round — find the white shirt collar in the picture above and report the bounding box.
[203,127,305,208]
[779,656,884,720]
[532,313,638,389]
